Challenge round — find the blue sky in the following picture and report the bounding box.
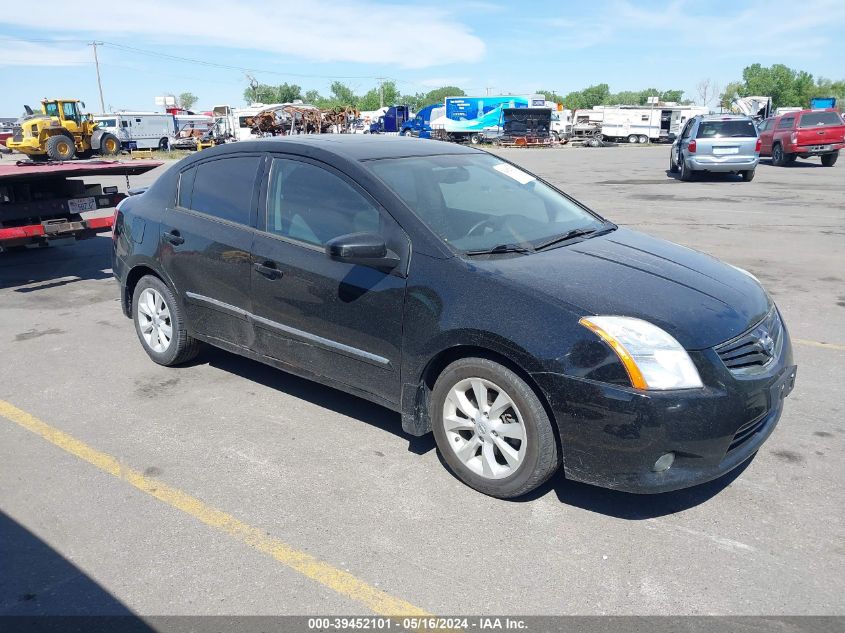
[1,0,844,115]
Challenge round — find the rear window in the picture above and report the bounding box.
[799,112,844,127]
[696,120,757,139]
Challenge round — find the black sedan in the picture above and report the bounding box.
[112,136,796,498]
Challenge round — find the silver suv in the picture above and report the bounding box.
[670,115,760,181]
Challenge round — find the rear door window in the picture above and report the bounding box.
[777,117,795,129]
[696,120,757,138]
[799,112,844,127]
[188,156,262,225]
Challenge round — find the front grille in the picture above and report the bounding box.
[716,308,782,371]
[727,413,768,453]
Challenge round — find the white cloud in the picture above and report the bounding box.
[0,0,486,69]
[536,0,845,56]
[0,38,90,66]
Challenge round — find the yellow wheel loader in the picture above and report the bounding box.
[6,99,122,161]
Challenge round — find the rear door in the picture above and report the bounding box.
[160,153,264,349]
[249,155,409,404]
[694,118,758,159]
[796,111,845,147]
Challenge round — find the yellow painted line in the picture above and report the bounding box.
[0,400,428,617]
[793,338,845,351]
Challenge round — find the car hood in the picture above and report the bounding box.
[471,228,771,350]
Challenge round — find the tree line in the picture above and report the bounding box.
[177,62,843,114]
[719,63,845,110]
[243,80,466,112]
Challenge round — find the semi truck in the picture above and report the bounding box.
[0,160,161,251]
[430,94,547,144]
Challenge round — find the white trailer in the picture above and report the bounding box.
[93,112,175,150]
[599,107,663,143]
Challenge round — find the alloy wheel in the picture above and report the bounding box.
[136,288,173,353]
[442,377,527,479]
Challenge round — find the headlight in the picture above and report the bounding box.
[579,316,703,390]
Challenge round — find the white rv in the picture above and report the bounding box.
[94,112,175,150]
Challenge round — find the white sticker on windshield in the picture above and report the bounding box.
[493,163,535,185]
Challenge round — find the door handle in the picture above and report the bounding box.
[162,230,184,245]
[254,261,282,279]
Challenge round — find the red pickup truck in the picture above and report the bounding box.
[758,109,845,167]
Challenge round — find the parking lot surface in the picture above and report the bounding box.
[1,145,843,616]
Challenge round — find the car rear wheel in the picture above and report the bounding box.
[638,135,648,144]
[132,275,200,366]
[821,152,838,167]
[158,137,169,150]
[431,358,559,498]
[628,134,638,144]
[771,143,788,166]
[741,169,755,181]
[46,135,75,161]
[469,133,482,145]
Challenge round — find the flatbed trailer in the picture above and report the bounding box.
[0,159,162,250]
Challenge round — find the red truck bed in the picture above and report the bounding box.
[0,159,162,248]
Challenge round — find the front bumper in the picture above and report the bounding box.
[688,155,759,172]
[533,330,796,494]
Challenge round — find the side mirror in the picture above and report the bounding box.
[325,232,399,271]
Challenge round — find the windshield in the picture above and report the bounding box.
[799,112,843,127]
[367,153,606,252]
[696,120,757,138]
[96,119,117,128]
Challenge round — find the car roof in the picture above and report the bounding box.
[196,135,483,162]
[696,114,754,122]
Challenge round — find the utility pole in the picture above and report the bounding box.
[376,77,386,108]
[90,41,105,113]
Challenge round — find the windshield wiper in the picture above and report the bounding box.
[465,243,534,256]
[534,227,598,250]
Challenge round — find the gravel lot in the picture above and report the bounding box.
[1,145,843,618]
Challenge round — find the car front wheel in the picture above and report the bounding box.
[679,156,693,181]
[431,358,559,498]
[132,275,200,366]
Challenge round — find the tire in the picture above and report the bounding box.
[638,135,648,144]
[132,275,200,366]
[551,131,560,142]
[669,151,679,173]
[771,143,786,166]
[158,137,169,151]
[45,135,75,161]
[98,132,121,156]
[821,152,838,167]
[628,134,638,144]
[469,133,481,145]
[431,358,559,499]
[679,155,693,181]
[741,169,755,181]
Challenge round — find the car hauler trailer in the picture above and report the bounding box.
[0,160,161,251]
